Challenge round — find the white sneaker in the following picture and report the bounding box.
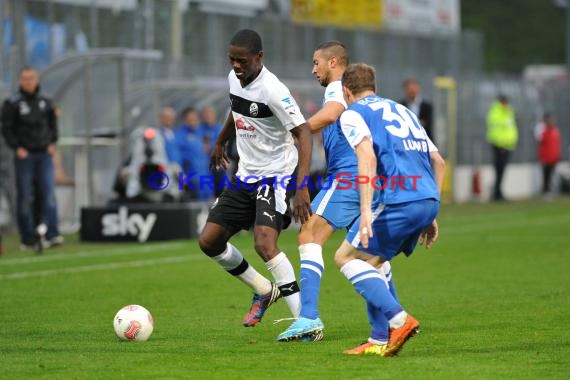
[43,235,64,249]
[20,244,36,251]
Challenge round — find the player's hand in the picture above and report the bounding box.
[209,143,229,171]
[418,219,439,250]
[16,147,28,159]
[293,188,311,224]
[359,210,373,249]
[47,144,56,156]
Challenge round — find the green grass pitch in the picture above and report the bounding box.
[1,198,569,379]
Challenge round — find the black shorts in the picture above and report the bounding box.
[207,176,292,233]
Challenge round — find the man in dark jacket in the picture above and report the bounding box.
[1,67,63,250]
[400,78,434,141]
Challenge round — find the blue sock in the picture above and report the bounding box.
[366,301,389,343]
[381,261,399,303]
[341,259,403,321]
[299,244,324,320]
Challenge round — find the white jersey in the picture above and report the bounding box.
[228,66,306,182]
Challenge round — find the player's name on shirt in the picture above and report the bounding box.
[403,139,430,153]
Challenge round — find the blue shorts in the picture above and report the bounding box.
[311,178,360,230]
[346,198,440,261]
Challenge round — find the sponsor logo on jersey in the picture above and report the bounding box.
[281,96,298,115]
[249,102,259,116]
[235,117,255,132]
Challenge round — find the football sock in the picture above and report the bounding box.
[389,310,408,329]
[380,261,399,302]
[366,301,389,344]
[341,259,404,326]
[211,243,272,296]
[266,252,301,317]
[298,243,324,319]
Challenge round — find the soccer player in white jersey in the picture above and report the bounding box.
[198,29,312,327]
[278,41,398,342]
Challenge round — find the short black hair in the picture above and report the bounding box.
[182,107,197,118]
[230,29,262,54]
[403,77,419,87]
[315,40,349,66]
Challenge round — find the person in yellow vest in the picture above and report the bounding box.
[486,94,518,201]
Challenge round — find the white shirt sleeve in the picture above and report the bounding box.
[340,109,372,149]
[427,135,438,152]
[267,82,306,131]
[323,81,347,109]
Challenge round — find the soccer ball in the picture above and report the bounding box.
[113,305,154,341]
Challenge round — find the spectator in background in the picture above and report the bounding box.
[1,66,63,250]
[534,113,561,196]
[158,106,182,169]
[201,106,222,154]
[176,107,211,200]
[400,78,434,140]
[200,106,225,196]
[486,94,518,201]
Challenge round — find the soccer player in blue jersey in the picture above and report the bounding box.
[335,63,445,356]
[277,41,398,342]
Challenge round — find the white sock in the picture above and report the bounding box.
[266,252,301,317]
[299,243,324,277]
[379,261,391,289]
[212,243,272,295]
[389,311,408,329]
[380,261,391,279]
[368,337,388,345]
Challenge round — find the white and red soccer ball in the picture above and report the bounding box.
[113,305,154,342]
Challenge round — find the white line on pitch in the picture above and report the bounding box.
[0,241,191,266]
[0,255,202,280]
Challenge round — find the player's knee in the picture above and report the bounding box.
[297,224,314,245]
[198,233,223,257]
[298,216,332,246]
[253,240,276,261]
[333,247,352,269]
[197,235,212,255]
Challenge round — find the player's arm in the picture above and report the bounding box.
[308,81,347,132]
[419,136,445,250]
[426,136,445,195]
[209,111,235,171]
[268,86,312,224]
[290,122,313,223]
[307,101,345,132]
[354,137,376,248]
[430,150,445,194]
[340,109,375,248]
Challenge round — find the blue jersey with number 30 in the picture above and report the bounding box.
[340,95,439,205]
